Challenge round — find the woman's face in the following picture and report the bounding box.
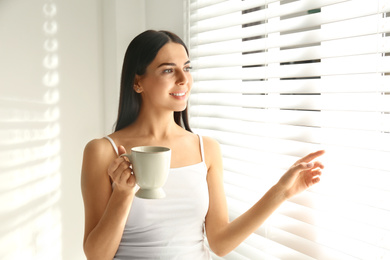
[135,42,193,113]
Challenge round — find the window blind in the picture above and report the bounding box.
[187,0,390,259]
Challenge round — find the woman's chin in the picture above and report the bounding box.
[173,103,188,112]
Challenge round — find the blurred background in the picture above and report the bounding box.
[0,0,184,259]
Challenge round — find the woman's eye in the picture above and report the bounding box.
[184,66,192,72]
[163,68,173,73]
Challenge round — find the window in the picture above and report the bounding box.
[187,0,390,259]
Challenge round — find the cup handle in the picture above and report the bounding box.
[120,153,133,164]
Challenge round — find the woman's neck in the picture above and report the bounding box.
[131,109,181,140]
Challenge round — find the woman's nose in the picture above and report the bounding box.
[176,70,189,85]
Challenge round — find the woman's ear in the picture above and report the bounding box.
[134,75,143,93]
[133,84,143,93]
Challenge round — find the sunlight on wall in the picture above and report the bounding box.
[0,1,62,259]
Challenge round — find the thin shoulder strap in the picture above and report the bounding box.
[198,134,205,162]
[104,136,119,156]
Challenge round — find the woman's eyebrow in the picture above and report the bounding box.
[158,62,175,68]
[157,60,191,68]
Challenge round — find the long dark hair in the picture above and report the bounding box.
[114,30,192,132]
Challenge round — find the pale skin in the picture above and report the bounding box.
[81,42,325,259]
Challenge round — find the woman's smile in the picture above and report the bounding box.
[169,91,187,99]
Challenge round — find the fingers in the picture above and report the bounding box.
[303,161,324,170]
[118,145,127,156]
[107,156,127,175]
[291,156,325,182]
[311,176,321,185]
[294,160,322,170]
[298,162,324,176]
[119,167,132,183]
[297,150,325,164]
[108,157,132,184]
[312,161,325,169]
[310,167,322,176]
[307,163,323,187]
[295,162,313,171]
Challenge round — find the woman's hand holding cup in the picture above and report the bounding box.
[107,145,137,194]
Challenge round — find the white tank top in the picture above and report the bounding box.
[104,135,211,260]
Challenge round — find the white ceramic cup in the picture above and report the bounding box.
[120,146,171,199]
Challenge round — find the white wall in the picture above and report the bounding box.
[0,0,104,259]
[57,0,104,259]
[0,0,183,259]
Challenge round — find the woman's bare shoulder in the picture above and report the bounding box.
[82,137,118,173]
[200,135,222,170]
[84,137,115,158]
[202,136,220,151]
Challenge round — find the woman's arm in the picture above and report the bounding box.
[81,139,136,260]
[203,137,324,257]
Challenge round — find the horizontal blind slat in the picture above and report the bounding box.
[190,0,279,22]
[191,74,390,93]
[190,93,390,112]
[189,0,225,10]
[192,55,390,79]
[190,105,390,132]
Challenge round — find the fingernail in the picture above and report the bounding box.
[307,163,313,168]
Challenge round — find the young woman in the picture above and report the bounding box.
[81,30,324,260]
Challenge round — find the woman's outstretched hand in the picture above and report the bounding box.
[277,150,325,199]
